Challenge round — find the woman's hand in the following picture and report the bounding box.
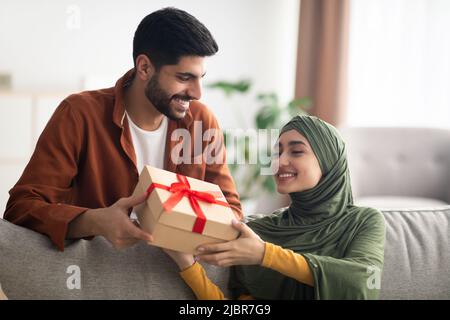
[162,247,196,271]
[195,219,266,267]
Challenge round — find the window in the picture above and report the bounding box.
[346,0,450,128]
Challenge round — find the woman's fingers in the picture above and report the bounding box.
[196,240,234,254]
[198,254,243,267]
[216,259,234,268]
[197,251,233,266]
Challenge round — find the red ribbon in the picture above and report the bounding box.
[146,174,230,234]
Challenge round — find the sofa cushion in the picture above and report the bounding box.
[0,219,229,300]
[380,207,450,299]
[355,196,448,210]
[1,206,449,300]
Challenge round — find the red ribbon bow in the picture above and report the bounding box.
[146,174,230,234]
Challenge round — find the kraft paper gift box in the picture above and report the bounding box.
[132,165,239,254]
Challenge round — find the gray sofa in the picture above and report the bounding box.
[340,127,450,209]
[1,206,449,300]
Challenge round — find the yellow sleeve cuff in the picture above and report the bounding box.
[179,262,226,300]
[261,242,276,268]
[260,242,314,287]
[179,261,204,283]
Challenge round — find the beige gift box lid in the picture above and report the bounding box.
[132,166,239,253]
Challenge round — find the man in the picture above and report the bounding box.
[4,7,242,251]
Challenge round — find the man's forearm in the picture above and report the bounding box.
[66,209,100,239]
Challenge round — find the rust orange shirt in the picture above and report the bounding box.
[3,70,242,251]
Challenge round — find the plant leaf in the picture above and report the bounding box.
[207,80,251,97]
[255,105,279,129]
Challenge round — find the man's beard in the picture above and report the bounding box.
[144,73,191,121]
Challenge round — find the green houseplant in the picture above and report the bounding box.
[208,80,311,200]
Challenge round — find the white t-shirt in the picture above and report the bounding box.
[127,112,168,220]
[127,112,168,174]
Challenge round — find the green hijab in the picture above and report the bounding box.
[229,115,386,300]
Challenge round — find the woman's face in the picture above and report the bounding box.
[272,129,323,194]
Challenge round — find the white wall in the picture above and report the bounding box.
[0,0,300,127]
[0,0,300,214]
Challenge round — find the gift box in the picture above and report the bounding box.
[132,166,239,254]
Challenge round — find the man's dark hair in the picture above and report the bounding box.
[133,7,218,70]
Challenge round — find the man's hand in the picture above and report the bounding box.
[194,219,266,267]
[67,193,153,249]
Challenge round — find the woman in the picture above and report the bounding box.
[0,284,7,300]
[164,115,386,299]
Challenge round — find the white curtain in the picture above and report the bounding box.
[346,0,450,128]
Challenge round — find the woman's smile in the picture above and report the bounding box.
[275,171,298,184]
